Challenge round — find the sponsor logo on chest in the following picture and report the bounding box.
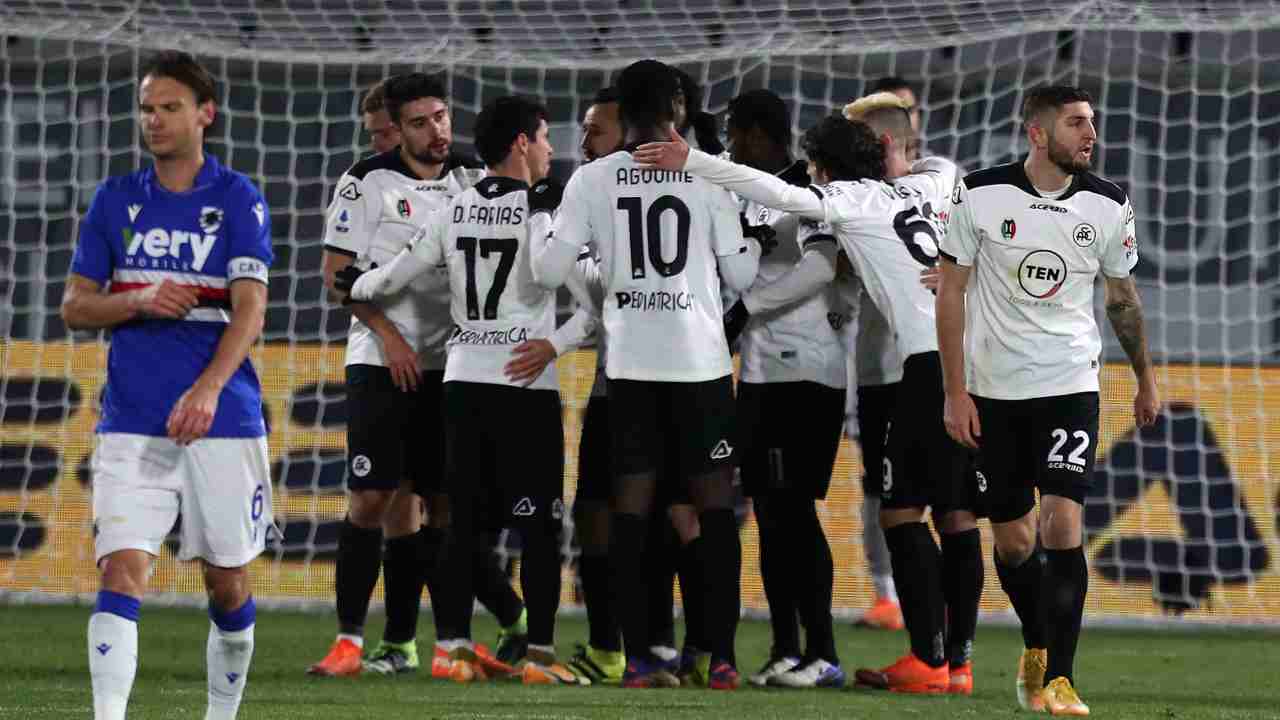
[121,205,222,272]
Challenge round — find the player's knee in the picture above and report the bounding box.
[204,564,250,612]
[348,489,394,527]
[1039,495,1084,550]
[668,503,701,544]
[937,509,978,534]
[381,488,423,537]
[573,501,610,555]
[99,550,151,598]
[991,511,1037,566]
[424,493,451,529]
[880,505,927,529]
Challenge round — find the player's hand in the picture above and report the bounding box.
[920,265,940,293]
[504,339,557,386]
[1134,374,1160,427]
[943,390,982,450]
[740,215,779,256]
[723,298,751,347]
[166,380,220,445]
[333,263,373,304]
[134,279,200,319]
[380,330,420,392]
[528,177,564,215]
[633,126,691,171]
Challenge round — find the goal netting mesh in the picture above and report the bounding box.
[2,1,1279,623]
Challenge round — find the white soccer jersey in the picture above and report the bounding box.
[408,176,572,391]
[836,274,903,387]
[551,148,750,382]
[682,150,958,373]
[738,165,846,389]
[941,161,1137,401]
[323,151,484,369]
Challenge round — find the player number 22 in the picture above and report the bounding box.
[1047,428,1090,466]
[457,236,517,320]
[618,195,691,279]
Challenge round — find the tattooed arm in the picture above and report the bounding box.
[1104,275,1160,426]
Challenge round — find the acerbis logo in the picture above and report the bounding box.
[1018,249,1068,299]
[1072,222,1097,248]
[513,497,536,516]
[1029,203,1067,213]
[350,454,371,477]
[339,181,361,201]
[975,470,988,493]
[710,439,733,460]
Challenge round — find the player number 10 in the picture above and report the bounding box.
[618,195,691,279]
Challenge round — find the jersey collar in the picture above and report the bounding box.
[144,152,222,194]
[1015,156,1082,202]
[474,175,528,198]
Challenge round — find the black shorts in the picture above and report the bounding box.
[973,391,1100,523]
[737,381,845,500]
[856,382,899,497]
[344,364,444,496]
[608,375,736,487]
[443,382,565,530]
[575,393,611,504]
[882,352,975,513]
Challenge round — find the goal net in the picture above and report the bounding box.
[2,1,1279,623]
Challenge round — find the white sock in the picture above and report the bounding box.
[650,645,678,662]
[205,622,255,720]
[861,495,897,602]
[88,611,138,720]
[336,633,363,648]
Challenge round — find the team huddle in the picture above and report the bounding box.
[68,51,1159,719]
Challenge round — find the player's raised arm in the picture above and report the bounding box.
[338,210,446,301]
[532,172,588,289]
[739,219,838,315]
[635,126,827,221]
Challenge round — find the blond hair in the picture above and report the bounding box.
[843,91,911,122]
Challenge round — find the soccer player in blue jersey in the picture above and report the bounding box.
[61,51,273,720]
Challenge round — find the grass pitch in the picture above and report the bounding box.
[2,604,1278,719]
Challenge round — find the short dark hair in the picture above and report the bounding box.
[590,86,627,134]
[361,77,395,115]
[592,86,621,105]
[869,76,914,95]
[727,89,790,148]
[1022,85,1093,124]
[617,59,680,131]
[141,50,216,105]
[801,115,886,182]
[384,72,449,124]
[473,96,548,168]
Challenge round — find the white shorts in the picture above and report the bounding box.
[91,433,274,568]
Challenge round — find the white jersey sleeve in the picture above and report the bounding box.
[683,148,825,221]
[322,172,379,257]
[940,178,979,266]
[347,210,447,301]
[1100,196,1138,278]
[741,219,838,315]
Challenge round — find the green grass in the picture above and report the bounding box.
[3,604,1278,719]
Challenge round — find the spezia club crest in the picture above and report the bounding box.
[199,206,224,234]
[1001,218,1017,240]
[1072,222,1097,248]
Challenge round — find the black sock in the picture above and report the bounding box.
[883,522,946,667]
[940,529,984,666]
[1043,547,1088,683]
[335,519,383,636]
[382,532,424,644]
[699,509,741,667]
[755,499,801,659]
[474,533,524,629]
[418,527,445,612]
[518,521,561,648]
[995,547,1047,650]
[580,554,621,652]
[794,503,837,665]
[646,516,677,650]
[677,536,707,652]
[610,512,649,662]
